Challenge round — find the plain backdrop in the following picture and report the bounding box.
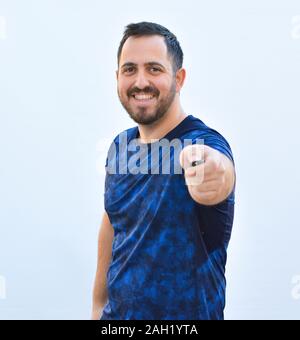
[0,0,300,320]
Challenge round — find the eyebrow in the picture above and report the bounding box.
[121,62,166,70]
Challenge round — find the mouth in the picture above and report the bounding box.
[131,93,157,105]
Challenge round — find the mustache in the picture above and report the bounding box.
[128,86,159,97]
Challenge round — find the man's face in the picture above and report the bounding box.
[117,35,178,125]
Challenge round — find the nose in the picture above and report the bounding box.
[134,70,150,90]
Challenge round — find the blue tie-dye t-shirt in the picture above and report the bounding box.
[101,115,235,320]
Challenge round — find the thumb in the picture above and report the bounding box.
[179,144,205,170]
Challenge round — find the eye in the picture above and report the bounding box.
[149,67,161,73]
[123,67,135,74]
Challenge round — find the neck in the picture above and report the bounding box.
[137,101,187,144]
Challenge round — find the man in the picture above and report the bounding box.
[92,22,236,320]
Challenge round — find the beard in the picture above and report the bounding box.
[118,80,177,125]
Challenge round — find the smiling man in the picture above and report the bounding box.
[92,22,236,320]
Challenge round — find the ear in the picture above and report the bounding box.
[175,68,186,93]
[116,70,119,81]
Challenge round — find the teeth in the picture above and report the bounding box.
[133,94,155,100]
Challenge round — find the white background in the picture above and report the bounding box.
[0,0,300,320]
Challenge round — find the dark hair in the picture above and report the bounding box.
[117,22,184,74]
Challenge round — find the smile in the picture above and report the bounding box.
[132,94,155,100]
[131,93,156,105]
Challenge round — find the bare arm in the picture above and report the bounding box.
[91,211,114,320]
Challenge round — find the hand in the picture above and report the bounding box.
[179,144,231,206]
